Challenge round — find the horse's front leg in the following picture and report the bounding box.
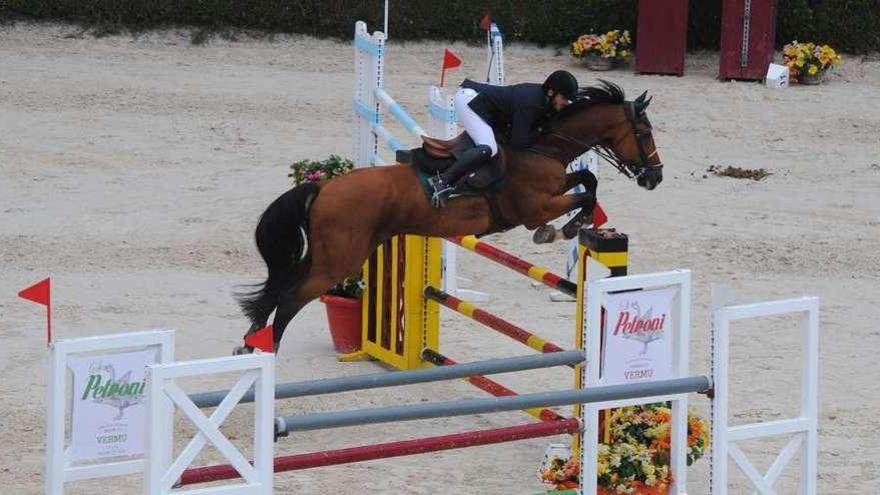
[530,191,596,244]
[562,168,597,193]
[532,170,598,244]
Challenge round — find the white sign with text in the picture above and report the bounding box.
[68,349,154,462]
[602,287,675,385]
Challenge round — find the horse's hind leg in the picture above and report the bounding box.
[234,321,270,355]
[269,271,338,353]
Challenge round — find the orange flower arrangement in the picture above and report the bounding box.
[570,30,632,60]
[782,40,843,83]
[539,403,710,493]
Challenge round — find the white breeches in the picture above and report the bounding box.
[454,87,499,156]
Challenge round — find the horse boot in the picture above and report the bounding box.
[560,208,593,239]
[427,144,493,208]
[532,206,594,244]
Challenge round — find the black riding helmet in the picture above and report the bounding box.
[542,70,579,100]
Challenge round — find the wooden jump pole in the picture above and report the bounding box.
[178,419,580,486]
[447,235,578,297]
[424,286,568,356]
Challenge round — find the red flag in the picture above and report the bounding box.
[592,202,608,229]
[442,49,462,70]
[479,14,492,31]
[244,325,275,353]
[439,48,462,87]
[19,277,50,305]
[18,277,52,345]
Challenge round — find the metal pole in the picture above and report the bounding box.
[383,0,389,38]
[422,349,568,422]
[189,350,584,409]
[276,376,711,434]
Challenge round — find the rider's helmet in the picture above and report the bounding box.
[542,70,579,100]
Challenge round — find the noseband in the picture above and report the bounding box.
[546,101,662,181]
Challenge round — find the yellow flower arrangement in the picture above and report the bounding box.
[782,40,843,83]
[539,403,710,493]
[571,30,632,61]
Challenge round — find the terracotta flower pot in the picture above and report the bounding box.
[320,294,363,353]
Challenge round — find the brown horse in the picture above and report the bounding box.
[236,81,662,352]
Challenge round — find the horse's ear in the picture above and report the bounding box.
[635,91,652,115]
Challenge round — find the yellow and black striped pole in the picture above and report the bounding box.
[448,235,578,298]
[424,286,568,357]
[573,228,629,454]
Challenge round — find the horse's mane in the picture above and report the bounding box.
[553,80,626,123]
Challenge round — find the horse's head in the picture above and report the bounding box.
[549,81,663,190]
[607,90,663,190]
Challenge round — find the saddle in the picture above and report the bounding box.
[396,133,515,237]
[396,132,506,191]
[421,133,470,159]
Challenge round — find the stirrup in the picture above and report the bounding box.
[431,188,453,208]
[428,176,453,208]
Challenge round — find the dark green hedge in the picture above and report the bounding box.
[3,0,877,52]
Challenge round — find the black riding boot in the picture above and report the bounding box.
[427,144,493,208]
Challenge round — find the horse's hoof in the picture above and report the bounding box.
[532,225,558,244]
[562,221,585,240]
[232,345,253,356]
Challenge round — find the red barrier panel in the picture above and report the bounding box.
[719,0,778,80]
[635,0,689,76]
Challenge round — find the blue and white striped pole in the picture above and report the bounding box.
[487,22,504,85]
[375,88,426,138]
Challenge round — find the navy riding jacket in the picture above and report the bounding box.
[460,79,551,149]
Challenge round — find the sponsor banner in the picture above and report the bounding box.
[68,349,154,462]
[602,287,675,385]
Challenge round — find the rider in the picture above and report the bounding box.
[427,70,580,207]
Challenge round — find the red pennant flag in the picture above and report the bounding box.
[18,277,52,345]
[19,277,50,305]
[592,202,608,229]
[479,14,492,31]
[442,49,462,70]
[439,48,462,87]
[244,325,275,353]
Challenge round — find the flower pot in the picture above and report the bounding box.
[797,72,824,85]
[320,294,363,353]
[585,54,615,71]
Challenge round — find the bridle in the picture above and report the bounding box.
[545,101,663,181]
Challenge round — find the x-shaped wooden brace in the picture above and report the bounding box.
[729,434,806,495]
[159,370,260,492]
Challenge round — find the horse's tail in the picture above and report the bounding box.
[236,182,321,326]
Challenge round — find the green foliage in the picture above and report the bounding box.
[3,0,878,52]
[289,154,354,186]
[811,0,880,53]
[326,276,365,299]
[776,0,816,48]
